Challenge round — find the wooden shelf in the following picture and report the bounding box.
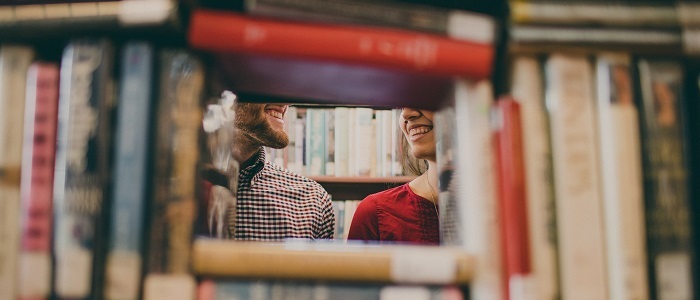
[309,176,415,200]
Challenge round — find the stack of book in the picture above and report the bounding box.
[508,0,685,54]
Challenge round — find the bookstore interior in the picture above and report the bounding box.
[1,0,700,299]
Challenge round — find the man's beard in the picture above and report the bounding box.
[235,104,289,149]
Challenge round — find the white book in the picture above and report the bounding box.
[334,107,350,177]
[347,108,356,176]
[545,54,607,300]
[510,56,559,300]
[0,44,35,300]
[452,79,504,300]
[325,109,335,176]
[306,108,326,176]
[354,107,373,177]
[381,110,394,177]
[596,53,649,300]
[391,109,403,176]
[285,106,297,172]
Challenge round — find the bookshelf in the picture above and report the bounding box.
[311,176,415,200]
[7,1,700,300]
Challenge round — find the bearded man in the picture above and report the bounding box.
[229,102,335,240]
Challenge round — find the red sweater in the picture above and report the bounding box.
[347,183,440,245]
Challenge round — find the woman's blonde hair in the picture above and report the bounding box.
[398,128,428,176]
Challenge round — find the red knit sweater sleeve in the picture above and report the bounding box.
[347,195,379,241]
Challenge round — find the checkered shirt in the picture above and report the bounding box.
[228,148,335,240]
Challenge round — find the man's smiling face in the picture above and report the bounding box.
[234,102,290,149]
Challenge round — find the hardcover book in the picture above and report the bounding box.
[636,58,695,300]
[440,79,503,300]
[188,10,494,79]
[0,0,182,38]
[192,239,474,285]
[492,98,534,300]
[17,62,59,300]
[104,42,154,300]
[595,53,649,300]
[509,55,559,300]
[142,49,204,300]
[244,0,496,43]
[52,39,115,299]
[0,45,35,300]
[197,279,465,300]
[545,54,607,299]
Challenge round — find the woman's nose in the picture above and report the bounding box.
[401,108,421,121]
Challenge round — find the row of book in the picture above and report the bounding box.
[264,107,405,178]
[447,51,700,300]
[507,0,700,55]
[0,40,208,300]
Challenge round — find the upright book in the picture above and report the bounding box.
[509,55,559,300]
[104,42,155,300]
[0,44,35,300]
[545,54,607,299]
[440,79,503,300]
[52,39,115,299]
[142,49,204,300]
[492,98,533,300]
[636,58,695,300]
[595,53,649,300]
[17,62,60,300]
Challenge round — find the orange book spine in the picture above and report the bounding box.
[494,97,532,299]
[188,9,493,79]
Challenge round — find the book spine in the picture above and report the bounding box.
[53,39,115,299]
[509,56,559,300]
[142,49,204,300]
[191,239,473,284]
[104,42,154,300]
[188,10,494,79]
[284,106,297,172]
[510,25,682,48]
[205,279,464,300]
[353,108,374,177]
[333,107,349,177]
[636,58,693,300]
[295,110,307,175]
[17,62,59,300]
[325,109,335,176]
[545,54,607,299]
[0,0,179,38]
[493,98,534,300]
[0,45,35,300]
[448,79,504,300]
[245,0,495,43]
[306,108,326,176]
[595,53,649,300]
[510,1,678,27]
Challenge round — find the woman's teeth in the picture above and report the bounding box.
[409,126,432,135]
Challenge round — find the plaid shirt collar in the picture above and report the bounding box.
[239,147,267,186]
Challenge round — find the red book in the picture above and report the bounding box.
[18,62,60,300]
[493,97,532,299]
[187,9,494,79]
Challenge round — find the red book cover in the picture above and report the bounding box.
[18,62,60,300]
[187,9,494,79]
[493,97,532,299]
